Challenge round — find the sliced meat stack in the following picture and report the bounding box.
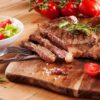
[39,16,100,60]
[22,16,100,63]
[30,32,73,63]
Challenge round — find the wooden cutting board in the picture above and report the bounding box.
[5,59,100,100]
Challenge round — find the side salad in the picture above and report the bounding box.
[0,19,19,40]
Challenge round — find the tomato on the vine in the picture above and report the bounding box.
[84,63,100,76]
[30,0,100,19]
[61,1,78,16]
[31,0,44,12]
[79,0,100,17]
[41,1,60,19]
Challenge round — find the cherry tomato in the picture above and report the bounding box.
[84,63,100,76]
[79,0,100,17]
[5,19,12,24]
[0,33,5,40]
[41,1,60,19]
[61,1,78,16]
[0,21,6,28]
[0,19,12,28]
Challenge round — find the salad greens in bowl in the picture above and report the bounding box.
[0,16,24,52]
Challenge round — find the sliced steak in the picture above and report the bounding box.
[30,32,73,63]
[22,41,56,63]
[41,31,86,57]
[39,16,100,60]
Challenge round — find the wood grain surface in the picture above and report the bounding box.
[0,0,91,100]
[5,59,100,100]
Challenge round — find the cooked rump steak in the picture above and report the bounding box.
[22,16,100,62]
[22,42,56,63]
[39,16,100,60]
[30,32,73,63]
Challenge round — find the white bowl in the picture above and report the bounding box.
[0,16,24,52]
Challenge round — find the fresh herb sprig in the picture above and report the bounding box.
[59,21,100,36]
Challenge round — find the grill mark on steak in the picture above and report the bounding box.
[40,24,98,46]
[41,31,68,50]
[30,32,73,63]
[40,31,93,57]
[22,41,56,63]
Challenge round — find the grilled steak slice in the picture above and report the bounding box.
[30,32,73,63]
[22,41,56,63]
[41,31,85,57]
[39,16,100,60]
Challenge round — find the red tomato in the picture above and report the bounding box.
[84,63,100,76]
[0,33,5,40]
[79,0,100,17]
[5,19,12,24]
[41,1,60,19]
[32,0,43,12]
[0,19,12,28]
[61,1,78,16]
[0,21,6,28]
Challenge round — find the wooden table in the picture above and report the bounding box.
[0,0,89,100]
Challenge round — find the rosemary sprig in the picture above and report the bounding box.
[59,21,100,36]
[59,21,70,28]
[66,23,94,36]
